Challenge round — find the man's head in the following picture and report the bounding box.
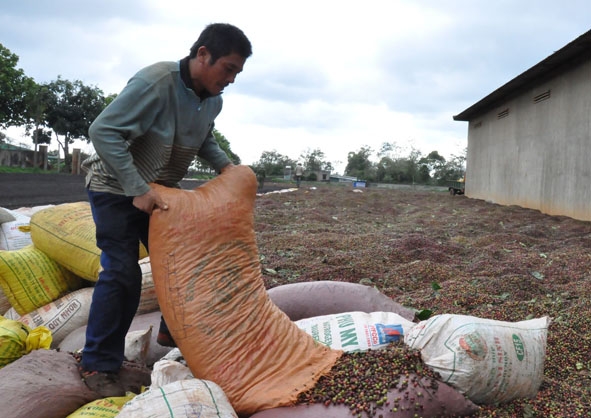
[190,23,252,62]
[189,23,252,96]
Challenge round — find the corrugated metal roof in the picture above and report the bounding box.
[0,143,32,152]
[453,29,591,121]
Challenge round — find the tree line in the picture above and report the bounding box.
[249,145,465,186]
[0,43,240,173]
[1,43,106,171]
[1,42,464,184]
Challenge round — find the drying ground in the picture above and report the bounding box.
[255,183,591,417]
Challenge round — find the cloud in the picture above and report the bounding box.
[1,0,589,173]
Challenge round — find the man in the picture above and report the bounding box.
[79,23,252,397]
[294,162,304,187]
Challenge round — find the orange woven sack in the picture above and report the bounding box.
[149,165,342,416]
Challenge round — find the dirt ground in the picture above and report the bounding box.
[0,173,89,209]
[254,183,591,417]
[0,173,286,209]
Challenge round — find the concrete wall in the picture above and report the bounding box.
[465,59,591,221]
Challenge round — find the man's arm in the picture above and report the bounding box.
[89,77,162,197]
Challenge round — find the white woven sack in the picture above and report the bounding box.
[404,314,549,404]
[0,208,31,250]
[295,311,415,352]
[124,327,153,364]
[118,379,238,418]
[11,204,54,218]
[3,306,19,320]
[150,358,194,390]
[17,287,93,347]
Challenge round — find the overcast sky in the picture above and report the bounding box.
[1,1,589,173]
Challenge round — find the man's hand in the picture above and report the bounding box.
[133,188,169,215]
[220,163,234,174]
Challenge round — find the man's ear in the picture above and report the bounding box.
[197,46,211,64]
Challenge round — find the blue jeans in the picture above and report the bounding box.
[81,190,149,372]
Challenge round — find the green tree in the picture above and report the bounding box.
[376,156,415,183]
[22,83,53,167]
[32,128,52,144]
[417,164,431,183]
[432,151,466,184]
[191,128,241,172]
[254,150,296,177]
[375,142,426,184]
[377,141,404,159]
[0,43,35,128]
[418,151,446,178]
[45,77,106,171]
[212,129,240,165]
[300,148,332,173]
[404,147,423,184]
[375,156,392,182]
[345,146,375,180]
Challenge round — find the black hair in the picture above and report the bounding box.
[189,23,252,63]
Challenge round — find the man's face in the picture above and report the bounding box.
[196,47,246,96]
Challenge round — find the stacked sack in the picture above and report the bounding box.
[0,203,158,359]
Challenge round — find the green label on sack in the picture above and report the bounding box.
[512,334,525,361]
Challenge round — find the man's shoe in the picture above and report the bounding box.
[80,369,126,397]
[157,317,177,347]
[156,330,177,347]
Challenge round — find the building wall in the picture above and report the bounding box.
[0,149,32,167]
[0,146,49,169]
[465,59,591,221]
[312,170,331,182]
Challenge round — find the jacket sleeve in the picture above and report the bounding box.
[88,77,162,196]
